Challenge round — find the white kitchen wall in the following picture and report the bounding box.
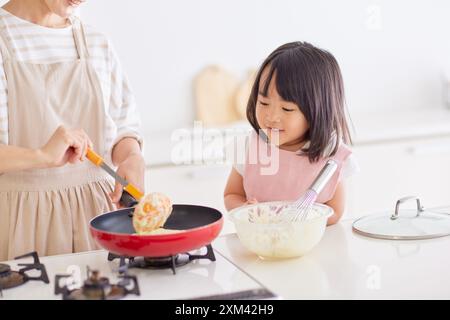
[0,0,448,134]
[76,0,450,135]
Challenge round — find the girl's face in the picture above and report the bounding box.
[255,67,309,151]
[44,0,85,18]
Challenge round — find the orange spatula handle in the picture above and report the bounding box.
[124,184,144,201]
[86,148,144,202]
[86,148,103,166]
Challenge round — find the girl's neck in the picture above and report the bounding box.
[2,0,70,28]
[278,141,306,152]
[276,135,308,152]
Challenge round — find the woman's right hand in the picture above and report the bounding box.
[38,126,93,168]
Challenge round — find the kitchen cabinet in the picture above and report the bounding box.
[345,135,450,219]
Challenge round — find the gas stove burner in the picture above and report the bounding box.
[0,263,26,291]
[0,264,11,274]
[55,267,140,300]
[142,255,191,268]
[108,244,216,275]
[0,251,49,297]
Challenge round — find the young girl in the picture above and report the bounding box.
[224,42,358,225]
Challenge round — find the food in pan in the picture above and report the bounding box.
[134,228,181,235]
[133,192,173,234]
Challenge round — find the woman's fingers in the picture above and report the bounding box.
[109,181,123,207]
[68,135,83,164]
[79,133,87,161]
[78,129,92,161]
[87,136,93,149]
[50,126,93,165]
[66,129,92,163]
[40,126,95,168]
[73,130,86,161]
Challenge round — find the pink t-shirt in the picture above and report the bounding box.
[239,132,353,203]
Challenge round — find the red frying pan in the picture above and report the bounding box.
[86,149,223,258]
[90,204,223,258]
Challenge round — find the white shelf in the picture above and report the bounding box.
[142,108,450,167]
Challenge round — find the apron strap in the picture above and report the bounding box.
[70,16,90,59]
[0,15,12,61]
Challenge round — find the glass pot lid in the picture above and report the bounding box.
[352,196,450,240]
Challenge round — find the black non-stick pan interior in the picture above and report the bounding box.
[91,204,222,234]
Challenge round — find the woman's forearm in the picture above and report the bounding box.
[111,137,142,166]
[0,145,47,173]
[224,194,247,211]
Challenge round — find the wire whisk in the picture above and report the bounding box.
[289,160,339,222]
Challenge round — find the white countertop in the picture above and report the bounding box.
[213,216,450,300]
[3,212,450,299]
[142,108,450,167]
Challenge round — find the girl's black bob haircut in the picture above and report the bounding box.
[246,41,352,162]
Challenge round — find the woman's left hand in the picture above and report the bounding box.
[109,152,145,208]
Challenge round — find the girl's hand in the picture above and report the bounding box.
[38,126,93,168]
[109,152,145,208]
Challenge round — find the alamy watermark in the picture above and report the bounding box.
[365,4,383,31]
[170,121,281,175]
[366,264,381,290]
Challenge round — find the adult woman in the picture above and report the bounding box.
[0,0,144,261]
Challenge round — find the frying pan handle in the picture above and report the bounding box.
[120,190,139,208]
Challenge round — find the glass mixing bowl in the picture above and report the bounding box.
[229,201,333,259]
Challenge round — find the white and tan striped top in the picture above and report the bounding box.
[0,8,142,158]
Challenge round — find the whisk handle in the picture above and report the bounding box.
[310,160,338,194]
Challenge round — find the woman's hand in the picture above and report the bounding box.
[109,152,145,208]
[38,126,93,168]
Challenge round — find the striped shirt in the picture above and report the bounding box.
[0,8,142,159]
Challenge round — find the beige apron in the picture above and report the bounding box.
[0,17,116,261]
